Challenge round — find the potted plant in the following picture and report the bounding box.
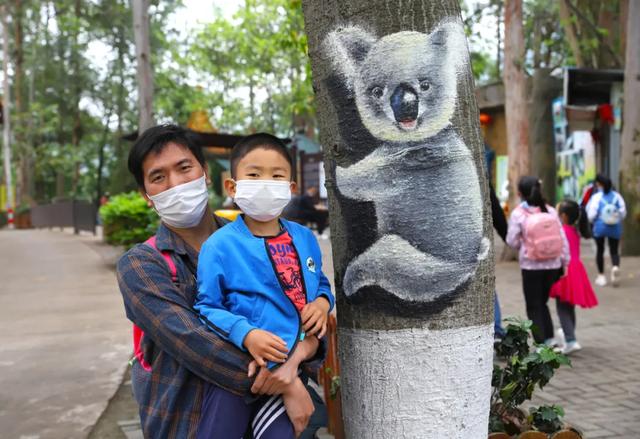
[489,318,582,438]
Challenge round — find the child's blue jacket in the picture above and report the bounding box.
[195,215,334,364]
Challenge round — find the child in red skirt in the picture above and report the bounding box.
[550,200,598,354]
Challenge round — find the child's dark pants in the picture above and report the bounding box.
[196,384,294,439]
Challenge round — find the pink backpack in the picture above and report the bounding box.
[522,207,563,260]
[131,235,177,371]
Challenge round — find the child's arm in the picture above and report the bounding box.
[195,242,257,350]
[506,209,523,250]
[196,242,288,366]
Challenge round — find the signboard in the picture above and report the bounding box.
[556,131,596,201]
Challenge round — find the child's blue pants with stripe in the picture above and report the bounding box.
[196,384,294,439]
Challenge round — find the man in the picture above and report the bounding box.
[283,186,329,235]
[117,124,322,438]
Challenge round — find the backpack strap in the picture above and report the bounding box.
[132,236,178,372]
[144,235,178,283]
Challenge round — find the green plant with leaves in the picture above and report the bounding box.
[528,404,565,434]
[99,191,159,248]
[489,317,571,435]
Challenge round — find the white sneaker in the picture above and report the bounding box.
[611,266,620,287]
[562,341,582,355]
[555,328,566,349]
[595,274,607,287]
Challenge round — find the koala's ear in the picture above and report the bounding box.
[324,26,376,89]
[427,18,469,71]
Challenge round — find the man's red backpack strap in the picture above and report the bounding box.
[131,236,178,371]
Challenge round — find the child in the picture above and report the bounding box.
[194,133,335,439]
[550,200,598,354]
[506,176,570,346]
[586,173,627,287]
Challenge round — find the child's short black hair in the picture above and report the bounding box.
[230,133,293,179]
[128,124,206,188]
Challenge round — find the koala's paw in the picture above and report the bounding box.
[343,234,480,303]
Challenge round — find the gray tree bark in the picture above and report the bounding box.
[132,0,155,133]
[620,0,640,255]
[504,0,530,208]
[302,1,494,437]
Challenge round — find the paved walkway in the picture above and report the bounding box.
[0,229,131,439]
[495,238,640,438]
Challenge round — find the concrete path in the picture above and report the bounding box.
[495,238,640,438]
[0,229,131,439]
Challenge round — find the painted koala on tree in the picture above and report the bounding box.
[324,18,488,304]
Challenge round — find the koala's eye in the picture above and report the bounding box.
[370,86,384,99]
[419,80,430,91]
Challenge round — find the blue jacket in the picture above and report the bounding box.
[195,216,334,366]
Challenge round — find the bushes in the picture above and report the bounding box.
[0,210,7,228]
[100,192,158,248]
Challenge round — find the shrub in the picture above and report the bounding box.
[490,317,571,434]
[100,192,159,248]
[0,210,7,228]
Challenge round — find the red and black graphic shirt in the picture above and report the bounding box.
[266,230,306,313]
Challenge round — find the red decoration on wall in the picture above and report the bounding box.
[479,113,492,125]
[597,104,614,125]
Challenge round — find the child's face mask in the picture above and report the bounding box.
[233,179,292,222]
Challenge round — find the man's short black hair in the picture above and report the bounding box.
[230,133,293,179]
[128,124,206,188]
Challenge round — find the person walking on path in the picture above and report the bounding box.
[550,200,599,355]
[586,174,627,287]
[116,125,322,438]
[507,176,570,345]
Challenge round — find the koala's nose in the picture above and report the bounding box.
[390,84,419,123]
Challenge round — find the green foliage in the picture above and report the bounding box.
[155,0,313,136]
[100,192,159,248]
[528,404,565,433]
[490,317,571,434]
[0,211,7,228]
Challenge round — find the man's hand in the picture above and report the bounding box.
[301,297,330,338]
[283,378,314,437]
[243,329,288,367]
[249,336,319,395]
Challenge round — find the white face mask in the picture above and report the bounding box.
[233,180,292,222]
[148,175,209,228]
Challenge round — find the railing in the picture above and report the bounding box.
[319,314,345,439]
[31,200,97,234]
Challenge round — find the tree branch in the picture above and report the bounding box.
[564,0,624,67]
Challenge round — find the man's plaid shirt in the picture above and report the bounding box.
[117,219,325,438]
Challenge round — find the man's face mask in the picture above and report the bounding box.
[147,175,209,228]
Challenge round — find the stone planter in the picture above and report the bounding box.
[489,429,582,439]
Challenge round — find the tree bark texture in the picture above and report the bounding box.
[529,69,562,204]
[302,1,494,437]
[1,5,14,212]
[132,0,155,133]
[620,0,640,255]
[504,0,530,207]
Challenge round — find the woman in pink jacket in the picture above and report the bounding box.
[506,177,570,345]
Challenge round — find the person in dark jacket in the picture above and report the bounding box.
[490,184,508,339]
[284,186,329,235]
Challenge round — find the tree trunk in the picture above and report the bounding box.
[302,1,494,437]
[13,0,28,207]
[1,5,14,219]
[504,0,530,207]
[559,0,585,68]
[71,0,82,195]
[529,68,562,204]
[132,0,154,133]
[620,0,640,255]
